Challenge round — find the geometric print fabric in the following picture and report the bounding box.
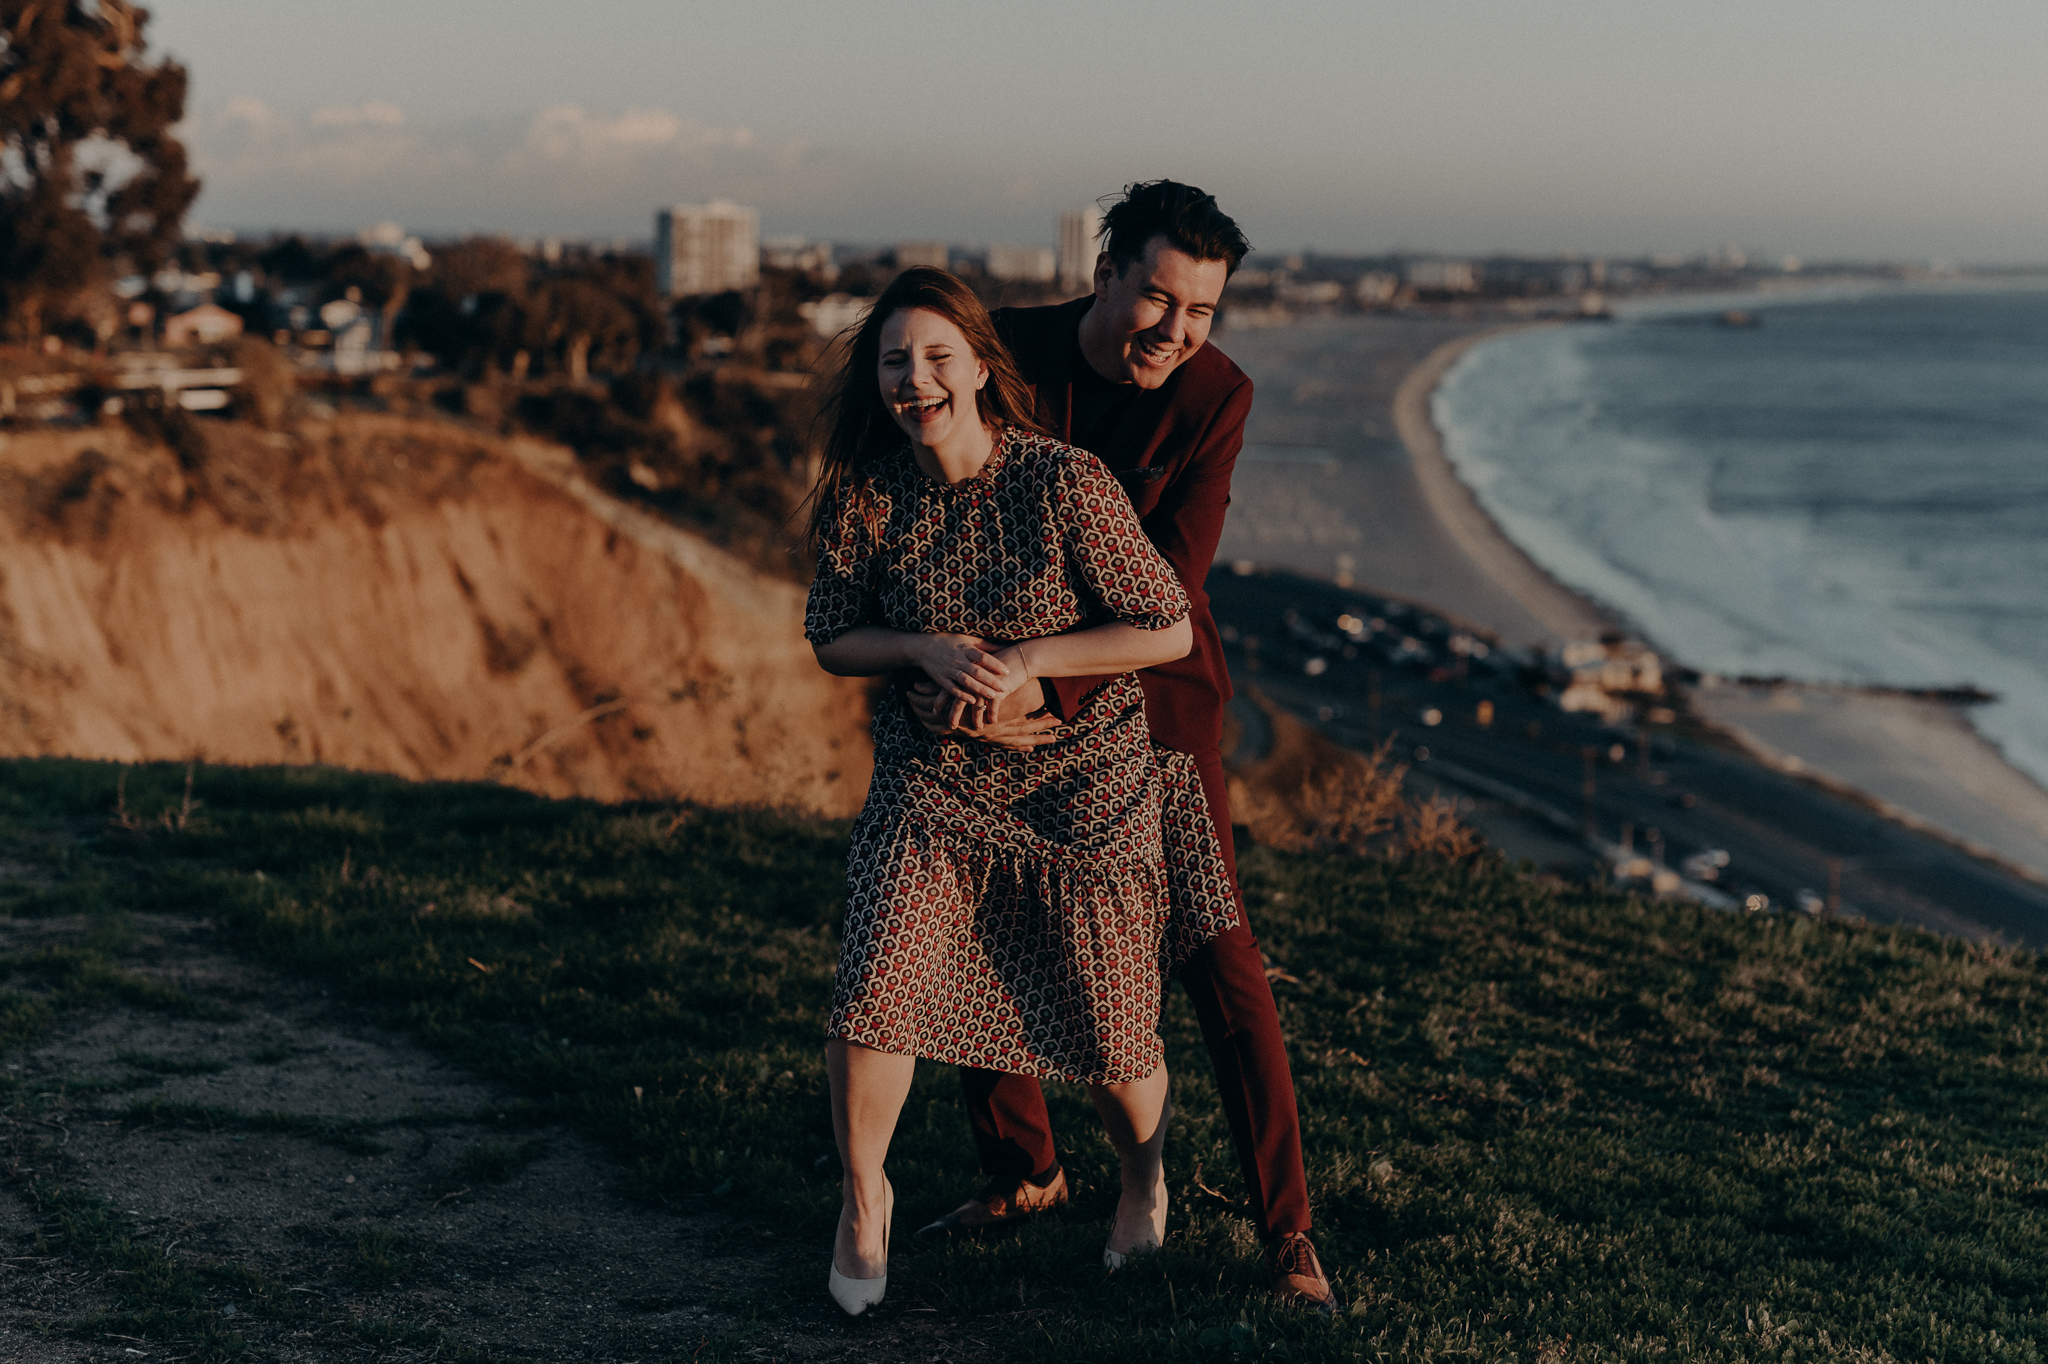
[805,430,1240,1084]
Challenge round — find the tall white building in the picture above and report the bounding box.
[655,202,761,297]
[1057,207,1102,292]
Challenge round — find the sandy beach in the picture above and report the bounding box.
[1689,682,2048,887]
[1212,314,1584,646]
[1215,311,2048,888]
[1216,312,1632,648]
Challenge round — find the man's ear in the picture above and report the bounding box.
[1092,251,1115,297]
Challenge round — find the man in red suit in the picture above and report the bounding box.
[906,180,1334,1312]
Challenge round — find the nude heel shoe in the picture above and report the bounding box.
[1104,1097,1172,1271]
[828,1176,893,1316]
[1102,1166,1168,1271]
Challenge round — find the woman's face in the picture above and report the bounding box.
[877,307,988,449]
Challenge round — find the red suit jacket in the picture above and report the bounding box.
[993,296,1252,755]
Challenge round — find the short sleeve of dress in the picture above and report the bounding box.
[1057,448,1190,630]
[804,483,879,645]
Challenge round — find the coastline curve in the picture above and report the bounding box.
[1391,310,2048,885]
[1391,324,1617,647]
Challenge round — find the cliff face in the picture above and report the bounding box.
[0,414,872,814]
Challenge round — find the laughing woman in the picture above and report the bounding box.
[805,268,1238,1315]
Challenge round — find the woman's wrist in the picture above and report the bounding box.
[907,632,951,675]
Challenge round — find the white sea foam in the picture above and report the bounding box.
[1433,281,2048,793]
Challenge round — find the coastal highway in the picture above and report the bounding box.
[1209,567,2048,947]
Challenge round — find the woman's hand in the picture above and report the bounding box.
[904,676,1059,750]
[943,643,1035,730]
[908,633,1011,713]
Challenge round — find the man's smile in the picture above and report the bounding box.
[1134,337,1182,369]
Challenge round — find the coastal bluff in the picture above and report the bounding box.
[0,413,872,814]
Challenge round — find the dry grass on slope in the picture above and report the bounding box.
[1226,689,1484,861]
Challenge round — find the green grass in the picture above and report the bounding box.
[28,1174,258,1359]
[23,1172,514,1362]
[4,756,2048,1361]
[352,1226,411,1286]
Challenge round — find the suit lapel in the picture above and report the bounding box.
[1104,375,1175,476]
[1036,298,1088,442]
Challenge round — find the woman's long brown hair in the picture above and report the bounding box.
[804,266,1047,551]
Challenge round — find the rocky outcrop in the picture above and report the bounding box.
[0,414,872,814]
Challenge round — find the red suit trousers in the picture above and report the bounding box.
[958,747,1311,1239]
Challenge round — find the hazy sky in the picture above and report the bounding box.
[150,1,2046,262]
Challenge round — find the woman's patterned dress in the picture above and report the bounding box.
[805,428,1240,1085]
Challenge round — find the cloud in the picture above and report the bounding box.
[192,97,465,202]
[178,98,1125,247]
[182,99,823,238]
[309,101,405,130]
[512,105,753,162]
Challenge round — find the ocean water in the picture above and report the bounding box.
[1433,280,2048,790]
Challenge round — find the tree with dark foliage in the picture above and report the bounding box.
[526,276,637,382]
[397,235,529,377]
[0,0,199,341]
[322,244,414,353]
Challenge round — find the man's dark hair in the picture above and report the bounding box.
[1099,180,1251,278]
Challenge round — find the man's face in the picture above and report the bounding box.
[1087,235,1229,389]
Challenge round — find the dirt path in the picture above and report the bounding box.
[0,880,994,1362]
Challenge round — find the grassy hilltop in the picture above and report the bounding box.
[4,758,2046,1362]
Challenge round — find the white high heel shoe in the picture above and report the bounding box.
[828,1176,893,1316]
[1102,1167,1168,1271]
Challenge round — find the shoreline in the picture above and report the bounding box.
[1398,323,2048,884]
[1389,324,1616,648]
[1686,681,2048,888]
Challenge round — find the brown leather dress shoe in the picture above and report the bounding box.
[914,1167,1069,1239]
[1266,1231,1336,1313]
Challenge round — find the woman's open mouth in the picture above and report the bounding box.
[897,396,948,422]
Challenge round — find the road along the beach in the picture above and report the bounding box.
[1208,566,2048,946]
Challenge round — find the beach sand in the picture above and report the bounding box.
[1691,682,2048,886]
[1214,315,1604,648]
[1215,312,2048,886]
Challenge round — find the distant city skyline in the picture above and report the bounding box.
[151,1,2047,263]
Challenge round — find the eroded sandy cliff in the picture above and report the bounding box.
[0,413,872,814]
